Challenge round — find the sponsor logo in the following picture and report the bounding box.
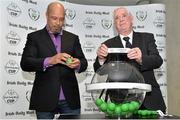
[22,0,37,5]
[156,34,166,38]
[83,67,94,77]
[28,8,40,21]
[158,83,167,87]
[153,16,165,28]
[82,92,92,101]
[7,2,21,17]
[83,17,96,29]
[26,90,31,102]
[157,47,165,52]
[6,31,21,46]
[5,60,19,75]
[154,67,165,81]
[65,9,76,20]
[83,41,95,53]
[101,19,112,30]
[65,23,73,28]
[136,11,147,21]
[3,89,19,104]
[156,41,165,46]
[29,72,35,76]
[163,58,167,62]
[29,0,37,5]
[87,58,96,62]
[81,92,100,112]
[156,10,166,14]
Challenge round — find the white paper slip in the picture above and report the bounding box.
[108,48,130,53]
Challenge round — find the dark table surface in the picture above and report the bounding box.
[58,114,180,119]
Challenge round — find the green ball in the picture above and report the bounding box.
[121,103,129,112]
[114,106,121,115]
[107,103,116,111]
[133,110,138,114]
[121,112,128,116]
[147,111,151,115]
[141,110,148,116]
[107,109,114,115]
[128,103,136,112]
[131,101,140,110]
[95,99,103,107]
[100,103,107,112]
[152,111,158,115]
[138,110,142,114]
[66,57,73,64]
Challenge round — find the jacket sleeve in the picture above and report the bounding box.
[140,33,163,71]
[20,34,45,72]
[73,36,88,73]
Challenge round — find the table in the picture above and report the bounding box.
[58,114,180,119]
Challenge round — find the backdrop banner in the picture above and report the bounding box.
[0,0,166,118]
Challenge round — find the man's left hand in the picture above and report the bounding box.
[66,58,80,69]
[127,47,142,64]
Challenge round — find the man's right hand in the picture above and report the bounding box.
[97,44,108,59]
[48,53,71,65]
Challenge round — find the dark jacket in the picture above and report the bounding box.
[93,31,166,112]
[21,28,88,111]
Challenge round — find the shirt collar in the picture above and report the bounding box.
[46,25,63,36]
[119,31,133,40]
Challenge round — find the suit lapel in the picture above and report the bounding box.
[132,32,141,48]
[61,30,73,53]
[113,36,124,48]
[61,30,66,53]
[42,28,57,54]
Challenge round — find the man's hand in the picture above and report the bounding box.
[48,53,81,69]
[48,53,71,65]
[66,58,80,69]
[97,44,108,59]
[127,47,142,64]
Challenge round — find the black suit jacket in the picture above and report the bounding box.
[93,31,166,112]
[21,28,88,111]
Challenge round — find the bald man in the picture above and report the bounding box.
[20,2,87,119]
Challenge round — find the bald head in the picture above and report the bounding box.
[46,2,65,16]
[46,2,65,33]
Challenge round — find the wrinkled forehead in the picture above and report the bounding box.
[114,8,129,16]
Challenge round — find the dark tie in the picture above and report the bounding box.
[53,33,61,52]
[53,33,59,38]
[123,37,132,48]
[53,33,65,100]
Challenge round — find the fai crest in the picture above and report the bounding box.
[136,11,147,21]
[65,9,76,20]
[28,8,40,21]
[101,19,112,30]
